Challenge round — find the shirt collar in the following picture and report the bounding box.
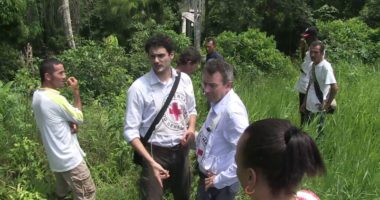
[39,87,60,94]
[149,67,178,86]
[211,89,234,115]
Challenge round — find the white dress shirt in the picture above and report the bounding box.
[196,89,249,189]
[124,68,197,147]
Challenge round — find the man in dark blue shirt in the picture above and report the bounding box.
[205,37,224,62]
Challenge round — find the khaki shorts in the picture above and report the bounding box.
[55,160,96,200]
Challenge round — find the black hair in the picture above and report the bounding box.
[205,37,217,46]
[241,118,326,195]
[178,46,201,65]
[144,34,175,54]
[39,58,63,83]
[203,58,233,84]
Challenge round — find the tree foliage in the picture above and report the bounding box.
[216,29,294,76]
[318,18,380,64]
[205,0,313,55]
[359,0,380,28]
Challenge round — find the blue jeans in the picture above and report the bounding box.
[196,172,239,200]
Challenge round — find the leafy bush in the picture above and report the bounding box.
[317,18,380,64]
[0,80,51,198]
[313,4,339,21]
[0,44,24,82]
[216,29,294,76]
[58,38,134,104]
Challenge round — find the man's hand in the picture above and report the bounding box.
[181,130,195,146]
[322,101,331,111]
[70,123,78,134]
[67,76,82,110]
[66,77,79,90]
[205,173,216,191]
[150,161,170,188]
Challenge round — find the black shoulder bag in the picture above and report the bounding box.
[133,72,181,165]
[312,65,336,114]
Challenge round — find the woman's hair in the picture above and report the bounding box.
[241,118,326,194]
[178,46,201,65]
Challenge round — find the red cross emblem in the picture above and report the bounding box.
[169,102,182,121]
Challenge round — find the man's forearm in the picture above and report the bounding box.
[131,138,155,164]
[325,84,339,106]
[73,89,82,111]
[187,115,197,133]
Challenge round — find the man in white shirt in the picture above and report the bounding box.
[196,59,249,200]
[301,41,339,138]
[32,58,96,200]
[123,34,197,200]
[295,26,320,125]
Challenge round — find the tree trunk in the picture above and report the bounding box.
[193,0,203,50]
[61,0,76,48]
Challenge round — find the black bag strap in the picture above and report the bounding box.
[312,64,324,104]
[141,72,181,144]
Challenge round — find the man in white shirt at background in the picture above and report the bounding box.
[301,41,339,138]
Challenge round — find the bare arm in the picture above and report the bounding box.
[181,114,196,145]
[67,77,82,111]
[323,83,339,110]
[67,77,82,133]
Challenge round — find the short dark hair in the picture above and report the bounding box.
[145,34,175,54]
[241,119,326,195]
[205,37,217,46]
[39,58,63,83]
[203,59,233,84]
[178,47,201,65]
[310,40,325,54]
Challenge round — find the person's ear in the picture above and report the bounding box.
[244,168,256,196]
[44,72,52,81]
[225,80,233,89]
[169,52,175,60]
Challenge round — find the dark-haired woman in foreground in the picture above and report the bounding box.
[235,119,326,200]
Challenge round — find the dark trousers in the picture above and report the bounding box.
[299,93,307,125]
[303,110,326,139]
[196,172,239,200]
[140,144,190,200]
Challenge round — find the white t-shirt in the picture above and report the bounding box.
[196,89,249,189]
[306,59,337,113]
[296,51,312,94]
[123,68,197,147]
[32,88,85,172]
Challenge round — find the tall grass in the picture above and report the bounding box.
[233,61,380,199]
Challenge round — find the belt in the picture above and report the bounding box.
[147,143,183,152]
